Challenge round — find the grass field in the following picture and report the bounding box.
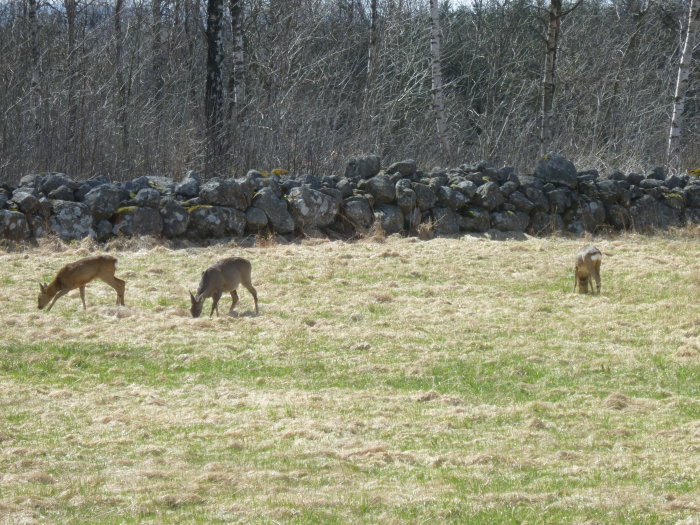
[1,231,699,524]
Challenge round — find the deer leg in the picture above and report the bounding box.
[46,289,70,311]
[573,267,579,293]
[594,266,601,295]
[101,275,126,306]
[210,291,222,317]
[79,286,87,309]
[229,290,239,314]
[243,283,259,314]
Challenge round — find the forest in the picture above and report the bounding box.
[0,0,698,183]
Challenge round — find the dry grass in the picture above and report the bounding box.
[1,231,700,523]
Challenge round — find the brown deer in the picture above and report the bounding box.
[38,255,126,311]
[190,257,258,318]
[573,246,602,294]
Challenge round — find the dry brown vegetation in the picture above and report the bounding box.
[1,231,699,523]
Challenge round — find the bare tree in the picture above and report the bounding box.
[229,0,246,112]
[668,0,700,173]
[429,0,450,161]
[540,0,583,157]
[205,0,226,177]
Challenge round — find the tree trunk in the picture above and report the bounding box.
[228,0,246,114]
[540,0,561,157]
[668,0,700,173]
[114,0,129,162]
[27,0,41,153]
[205,0,226,178]
[362,0,379,128]
[429,0,450,162]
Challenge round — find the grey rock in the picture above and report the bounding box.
[437,186,468,211]
[374,204,404,234]
[19,173,43,188]
[524,187,548,212]
[534,153,578,189]
[288,186,339,228]
[47,184,75,201]
[0,210,30,240]
[113,206,164,237]
[664,175,686,190]
[639,179,664,189]
[547,188,572,213]
[12,191,40,214]
[84,184,122,220]
[145,176,176,194]
[685,184,700,208]
[0,189,10,209]
[508,191,534,213]
[627,172,644,185]
[386,159,417,177]
[199,178,252,210]
[475,181,505,211]
[499,180,519,196]
[454,180,477,200]
[491,210,529,232]
[661,191,685,211]
[341,196,374,230]
[336,178,356,199]
[360,175,395,204]
[134,188,161,208]
[245,206,269,233]
[95,219,113,242]
[185,206,245,238]
[75,177,109,201]
[580,200,607,232]
[459,208,490,232]
[345,154,381,180]
[251,187,295,234]
[159,197,189,237]
[175,171,200,198]
[413,183,437,210]
[629,195,681,231]
[529,211,564,234]
[606,204,632,230]
[646,167,665,180]
[49,200,94,241]
[395,179,417,213]
[39,173,77,196]
[431,207,460,235]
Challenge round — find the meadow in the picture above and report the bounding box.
[1,231,699,524]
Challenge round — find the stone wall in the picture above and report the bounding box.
[1,153,699,243]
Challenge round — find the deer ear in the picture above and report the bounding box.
[39,282,46,292]
[189,291,196,303]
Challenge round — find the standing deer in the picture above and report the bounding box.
[38,255,126,311]
[574,246,602,294]
[190,257,258,318]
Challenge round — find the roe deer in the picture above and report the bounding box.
[38,255,126,311]
[573,246,602,294]
[190,257,258,318]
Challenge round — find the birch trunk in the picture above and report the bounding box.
[27,0,40,146]
[668,0,700,173]
[205,0,226,177]
[114,0,129,158]
[228,0,246,114]
[429,0,450,162]
[362,0,379,127]
[540,0,561,157]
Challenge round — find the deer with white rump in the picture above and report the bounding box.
[573,246,602,294]
[190,257,259,318]
[38,255,126,311]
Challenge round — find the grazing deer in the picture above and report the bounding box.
[190,257,258,318]
[38,255,126,311]
[573,245,602,294]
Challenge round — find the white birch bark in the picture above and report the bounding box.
[229,0,245,109]
[540,0,561,157]
[429,0,450,161]
[668,0,700,173]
